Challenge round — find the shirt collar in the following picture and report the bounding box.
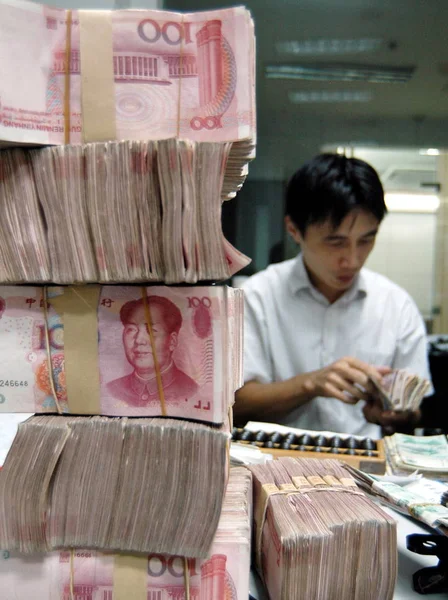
[289,253,367,303]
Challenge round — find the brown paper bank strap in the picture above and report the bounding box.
[42,287,63,414]
[78,10,117,143]
[66,10,190,144]
[47,286,102,414]
[254,475,362,577]
[67,552,191,600]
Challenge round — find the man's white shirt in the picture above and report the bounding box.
[242,253,432,438]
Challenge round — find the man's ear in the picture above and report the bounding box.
[169,332,178,352]
[285,215,303,245]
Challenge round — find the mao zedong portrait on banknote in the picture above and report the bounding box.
[106,295,199,406]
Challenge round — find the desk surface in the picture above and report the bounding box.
[249,506,447,600]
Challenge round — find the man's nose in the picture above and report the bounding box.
[340,246,360,270]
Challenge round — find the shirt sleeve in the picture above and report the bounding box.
[393,295,433,394]
[242,283,274,385]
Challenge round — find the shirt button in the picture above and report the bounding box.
[141,394,148,400]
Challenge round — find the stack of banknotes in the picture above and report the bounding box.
[0,467,252,600]
[0,1,255,161]
[0,414,231,557]
[0,141,251,284]
[347,465,448,537]
[371,368,431,411]
[249,457,397,600]
[384,432,448,479]
[0,285,243,423]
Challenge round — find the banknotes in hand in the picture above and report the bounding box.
[0,414,230,557]
[0,467,251,600]
[0,285,243,424]
[0,140,251,284]
[371,369,431,412]
[249,457,397,600]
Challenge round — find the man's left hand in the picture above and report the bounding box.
[363,395,421,435]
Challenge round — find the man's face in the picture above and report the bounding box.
[122,304,177,376]
[287,209,379,302]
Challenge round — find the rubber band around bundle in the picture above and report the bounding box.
[176,16,185,138]
[69,548,75,600]
[141,288,167,416]
[64,10,73,145]
[183,557,191,600]
[42,287,63,415]
[408,501,448,520]
[255,476,364,579]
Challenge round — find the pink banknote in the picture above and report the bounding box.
[0,546,250,599]
[0,0,255,145]
[0,285,243,423]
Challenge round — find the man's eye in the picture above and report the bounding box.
[125,325,137,334]
[327,240,345,247]
[359,237,375,246]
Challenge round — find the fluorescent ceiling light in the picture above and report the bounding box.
[289,90,372,103]
[276,38,383,56]
[419,148,440,156]
[385,193,440,213]
[266,64,414,84]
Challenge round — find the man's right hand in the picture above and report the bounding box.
[302,357,390,404]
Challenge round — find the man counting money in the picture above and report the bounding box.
[235,153,432,438]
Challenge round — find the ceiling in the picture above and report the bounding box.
[164,0,448,180]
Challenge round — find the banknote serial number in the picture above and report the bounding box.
[0,380,29,387]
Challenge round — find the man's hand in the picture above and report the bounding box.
[363,395,421,434]
[302,357,390,404]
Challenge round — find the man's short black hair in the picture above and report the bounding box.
[285,153,387,235]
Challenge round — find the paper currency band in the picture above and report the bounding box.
[42,287,63,415]
[66,550,192,600]
[79,11,117,143]
[141,287,168,417]
[407,501,448,525]
[66,10,188,144]
[255,475,363,578]
[45,286,102,414]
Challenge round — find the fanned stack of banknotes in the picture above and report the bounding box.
[348,464,448,537]
[0,467,252,599]
[372,368,431,412]
[384,432,448,480]
[0,141,251,284]
[0,415,230,556]
[249,457,398,600]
